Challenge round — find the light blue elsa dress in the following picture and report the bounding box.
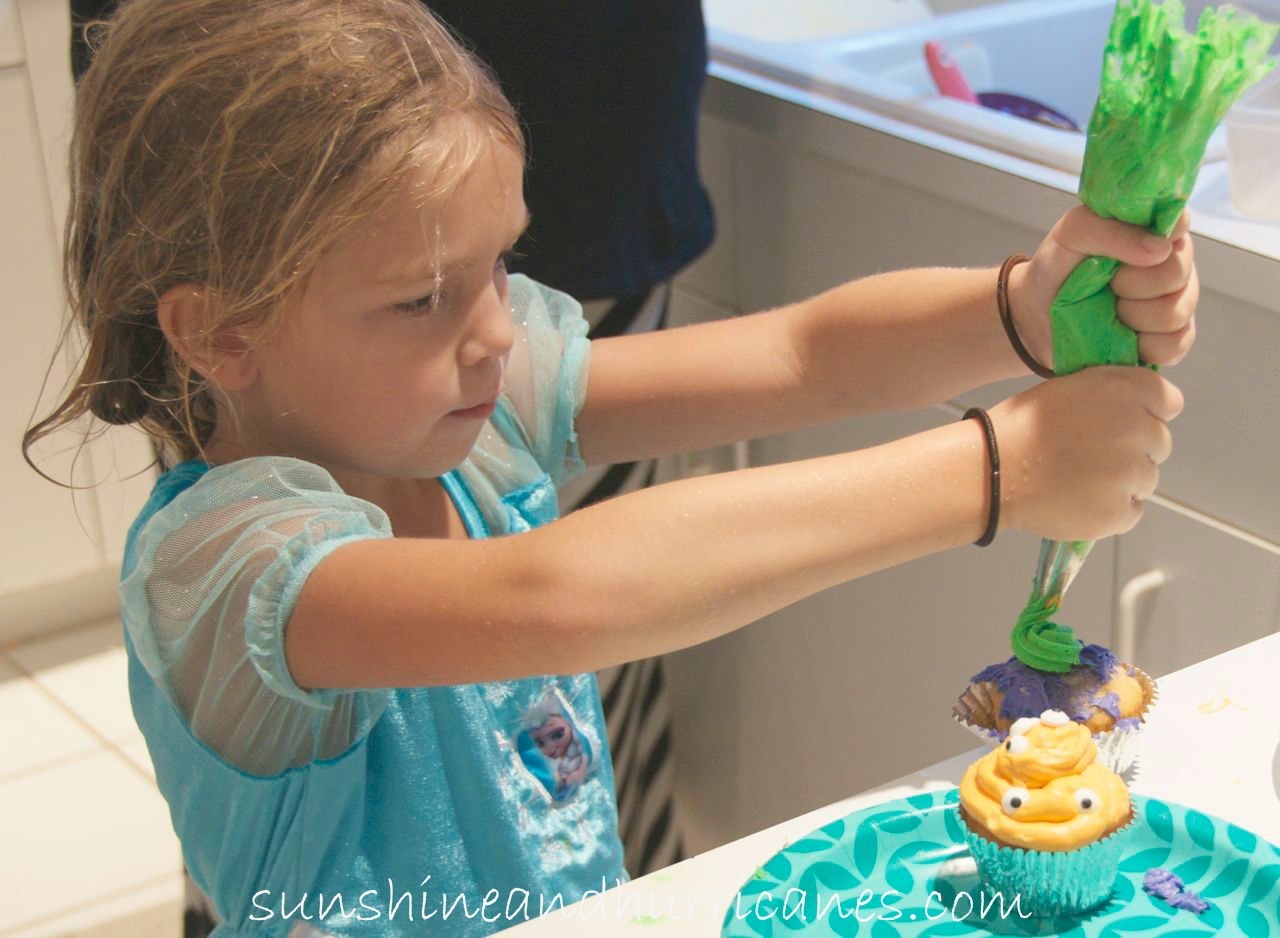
[119,275,626,936]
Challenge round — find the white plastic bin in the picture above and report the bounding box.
[1226,68,1280,222]
[704,0,932,44]
[1185,0,1280,54]
[811,0,1117,173]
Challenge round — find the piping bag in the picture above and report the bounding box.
[1012,0,1277,673]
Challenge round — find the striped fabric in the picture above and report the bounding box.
[597,654,684,875]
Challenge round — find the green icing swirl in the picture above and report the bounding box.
[1011,593,1082,673]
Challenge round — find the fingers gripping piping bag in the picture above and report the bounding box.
[956,0,1278,769]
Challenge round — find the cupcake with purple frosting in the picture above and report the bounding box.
[954,596,1156,773]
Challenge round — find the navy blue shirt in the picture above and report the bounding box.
[421,2,716,300]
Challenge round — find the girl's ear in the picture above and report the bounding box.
[156,284,258,392]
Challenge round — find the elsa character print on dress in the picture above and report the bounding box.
[517,691,596,803]
[28,0,1198,935]
[531,717,589,797]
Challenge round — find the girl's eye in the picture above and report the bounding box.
[497,248,521,273]
[395,250,516,317]
[394,290,441,318]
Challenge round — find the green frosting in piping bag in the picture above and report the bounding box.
[1011,593,1081,674]
[1012,0,1277,671]
[1052,0,1276,377]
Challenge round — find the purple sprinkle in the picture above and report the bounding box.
[1066,697,1095,723]
[1142,869,1182,899]
[1092,691,1122,719]
[1142,868,1210,915]
[1078,643,1118,681]
[1168,892,1210,913]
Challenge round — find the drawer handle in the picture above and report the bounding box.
[1114,569,1168,664]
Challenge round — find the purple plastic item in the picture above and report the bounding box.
[922,40,1082,132]
[1142,868,1211,914]
[977,91,1081,131]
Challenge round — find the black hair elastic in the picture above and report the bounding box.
[962,407,1000,547]
[997,254,1055,379]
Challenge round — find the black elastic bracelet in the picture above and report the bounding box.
[962,406,1000,547]
[997,254,1055,379]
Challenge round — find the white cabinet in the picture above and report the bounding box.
[0,0,151,643]
[1113,501,1280,679]
[666,73,1280,855]
[1151,292,1280,545]
[0,65,103,594]
[0,1,22,67]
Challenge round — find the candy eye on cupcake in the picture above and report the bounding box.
[1009,717,1040,737]
[1001,786,1030,815]
[1004,734,1030,755]
[1003,710,1065,755]
[1074,787,1100,813]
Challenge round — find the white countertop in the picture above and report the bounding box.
[701,10,1280,264]
[509,632,1280,934]
[705,57,1280,265]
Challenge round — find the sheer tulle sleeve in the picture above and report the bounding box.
[499,274,591,487]
[120,457,393,776]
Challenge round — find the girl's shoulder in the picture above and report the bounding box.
[135,455,350,527]
[125,454,390,571]
[177,453,344,491]
[154,454,354,512]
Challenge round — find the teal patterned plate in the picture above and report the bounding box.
[721,790,1280,937]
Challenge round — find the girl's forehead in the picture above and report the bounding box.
[319,139,526,285]
[397,124,524,207]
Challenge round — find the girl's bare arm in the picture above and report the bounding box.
[286,416,992,689]
[576,266,1025,467]
[286,359,1180,692]
[575,209,1196,468]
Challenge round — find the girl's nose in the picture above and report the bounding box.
[459,285,514,367]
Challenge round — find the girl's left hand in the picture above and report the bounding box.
[1007,206,1199,372]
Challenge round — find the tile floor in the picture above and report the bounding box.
[1,619,183,937]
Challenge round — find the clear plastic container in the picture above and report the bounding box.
[1226,68,1280,222]
[1185,0,1280,54]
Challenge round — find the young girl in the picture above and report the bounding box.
[28,0,1196,934]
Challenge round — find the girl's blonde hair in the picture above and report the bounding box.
[25,0,523,470]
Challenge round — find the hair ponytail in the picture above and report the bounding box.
[25,0,523,480]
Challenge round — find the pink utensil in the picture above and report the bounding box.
[924,39,979,104]
[923,39,1081,132]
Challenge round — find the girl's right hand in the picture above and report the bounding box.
[990,366,1184,541]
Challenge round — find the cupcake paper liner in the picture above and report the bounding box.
[952,666,1158,774]
[961,803,1139,918]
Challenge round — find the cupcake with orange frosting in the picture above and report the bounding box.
[958,709,1136,917]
